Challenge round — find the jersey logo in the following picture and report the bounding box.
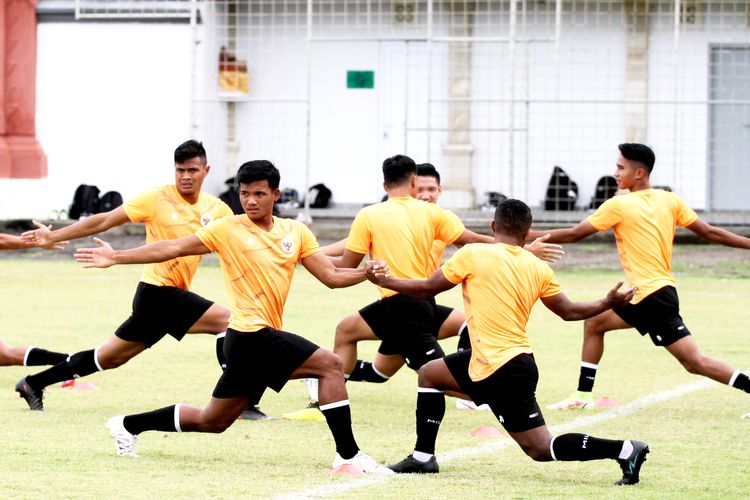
[280,236,295,254]
[246,237,255,247]
[171,212,179,220]
[200,213,213,227]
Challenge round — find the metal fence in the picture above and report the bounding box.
[74,0,750,216]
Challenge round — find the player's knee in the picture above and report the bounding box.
[416,362,438,388]
[679,354,705,374]
[519,441,552,462]
[318,350,344,375]
[583,318,605,336]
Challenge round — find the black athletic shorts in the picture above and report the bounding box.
[377,303,453,356]
[445,350,546,433]
[359,294,444,369]
[613,286,691,347]
[114,282,213,348]
[212,327,319,399]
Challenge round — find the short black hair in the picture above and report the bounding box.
[174,140,207,165]
[618,143,655,173]
[382,154,417,187]
[237,160,280,189]
[417,163,441,185]
[494,199,532,239]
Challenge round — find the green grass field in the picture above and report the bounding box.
[1,256,749,498]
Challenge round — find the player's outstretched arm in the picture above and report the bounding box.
[0,233,33,250]
[302,251,366,288]
[0,230,66,250]
[528,220,598,244]
[74,234,210,268]
[524,233,565,262]
[22,206,130,246]
[365,261,456,298]
[686,219,750,250]
[540,280,635,321]
[320,238,347,257]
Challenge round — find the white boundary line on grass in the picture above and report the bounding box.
[275,378,718,499]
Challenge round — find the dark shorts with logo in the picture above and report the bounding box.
[212,327,319,400]
[114,282,213,348]
[377,303,454,356]
[445,350,546,433]
[359,294,445,370]
[613,286,691,347]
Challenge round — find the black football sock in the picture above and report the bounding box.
[414,388,445,455]
[24,347,69,366]
[123,405,180,435]
[320,400,359,459]
[577,362,598,393]
[25,349,100,390]
[346,360,389,383]
[456,322,471,352]
[730,370,750,393]
[551,433,623,461]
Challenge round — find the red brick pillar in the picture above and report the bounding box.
[2,0,47,178]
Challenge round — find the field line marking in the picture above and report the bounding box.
[274,378,717,499]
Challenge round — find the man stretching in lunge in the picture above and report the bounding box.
[366,199,650,485]
[0,232,70,368]
[284,163,562,420]
[75,160,393,474]
[14,140,270,419]
[533,144,750,415]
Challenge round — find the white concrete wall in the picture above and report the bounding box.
[0,22,197,219]
[6,10,746,219]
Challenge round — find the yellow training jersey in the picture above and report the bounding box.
[195,215,320,332]
[347,196,465,298]
[442,243,561,381]
[427,240,448,273]
[587,188,698,303]
[123,185,233,290]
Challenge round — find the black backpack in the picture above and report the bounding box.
[588,176,618,209]
[69,184,100,219]
[308,183,332,208]
[544,166,578,211]
[99,191,124,213]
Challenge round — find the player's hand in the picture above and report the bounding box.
[21,220,54,247]
[74,237,116,268]
[525,233,564,263]
[40,225,67,250]
[605,280,635,308]
[365,258,390,284]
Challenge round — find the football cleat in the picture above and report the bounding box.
[106,416,139,457]
[238,405,274,421]
[15,377,44,411]
[333,451,394,475]
[545,391,595,410]
[615,440,649,485]
[388,454,439,474]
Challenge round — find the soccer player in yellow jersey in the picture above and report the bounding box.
[331,155,501,384]
[14,140,240,413]
[365,199,651,485]
[284,163,563,420]
[534,144,750,413]
[73,160,393,474]
[0,233,70,369]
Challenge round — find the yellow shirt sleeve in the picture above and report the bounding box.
[587,196,621,231]
[298,223,321,260]
[675,196,699,227]
[346,211,372,254]
[441,246,473,284]
[434,206,466,245]
[123,187,160,223]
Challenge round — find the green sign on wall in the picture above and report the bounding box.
[347,70,375,89]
